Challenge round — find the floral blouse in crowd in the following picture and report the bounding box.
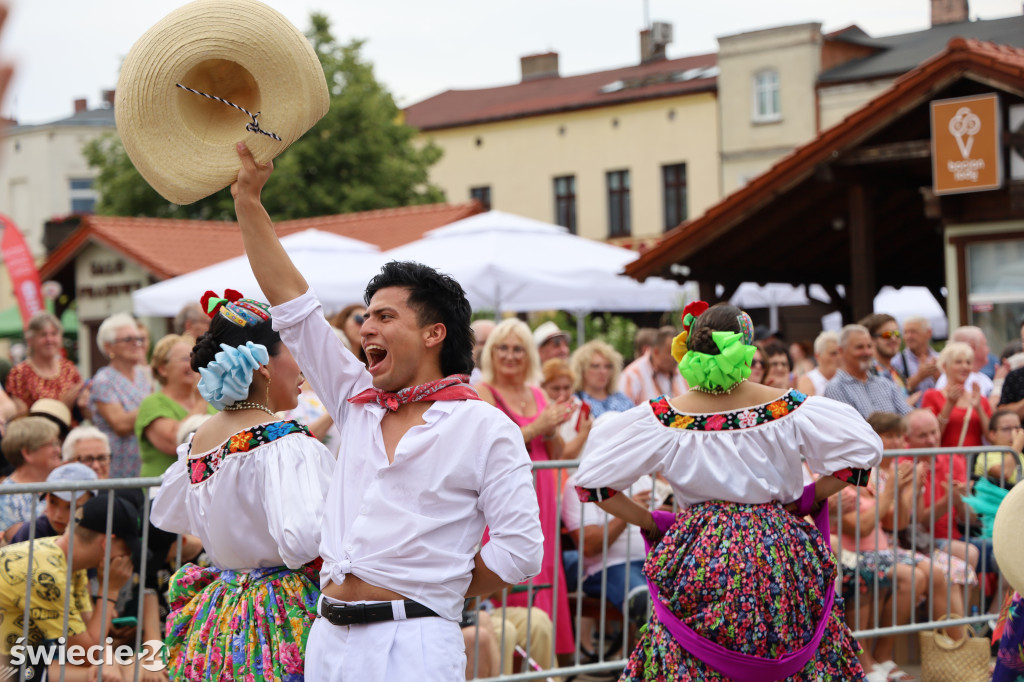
[5,358,81,410]
[88,365,152,478]
[577,390,634,419]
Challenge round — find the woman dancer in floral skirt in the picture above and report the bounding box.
[152,290,333,681]
[572,302,882,681]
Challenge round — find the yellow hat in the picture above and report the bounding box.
[116,0,329,205]
[993,480,1024,595]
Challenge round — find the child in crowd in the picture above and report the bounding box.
[9,461,97,542]
[975,409,1023,488]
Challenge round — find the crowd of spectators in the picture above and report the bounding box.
[0,302,1021,679]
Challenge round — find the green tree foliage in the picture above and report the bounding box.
[85,13,444,220]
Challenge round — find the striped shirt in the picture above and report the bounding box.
[824,369,912,418]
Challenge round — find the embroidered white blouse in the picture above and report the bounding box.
[151,422,334,571]
[574,391,883,506]
[270,289,543,622]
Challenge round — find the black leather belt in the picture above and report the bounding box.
[318,598,439,626]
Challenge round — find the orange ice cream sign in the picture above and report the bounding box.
[931,93,1003,195]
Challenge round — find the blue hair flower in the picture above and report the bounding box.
[197,342,270,410]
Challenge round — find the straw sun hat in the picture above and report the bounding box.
[116,0,329,205]
[993,480,1024,595]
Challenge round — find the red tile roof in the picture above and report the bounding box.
[625,37,1024,280]
[41,202,483,281]
[404,53,718,131]
[275,201,482,250]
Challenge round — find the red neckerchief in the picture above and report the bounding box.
[348,374,480,412]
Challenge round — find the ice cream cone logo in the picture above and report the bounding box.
[948,106,981,158]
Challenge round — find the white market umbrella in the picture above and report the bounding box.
[383,210,686,317]
[873,286,948,338]
[132,229,386,317]
[728,282,833,331]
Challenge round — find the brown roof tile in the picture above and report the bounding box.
[404,53,718,131]
[276,201,482,250]
[626,38,1024,280]
[41,202,483,281]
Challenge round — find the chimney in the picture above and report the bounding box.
[101,90,115,108]
[73,98,88,114]
[931,0,969,25]
[640,23,672,63]
[520,52,559,82]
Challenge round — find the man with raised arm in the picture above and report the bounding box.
[231,143,543,681]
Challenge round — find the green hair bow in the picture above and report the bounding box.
[678,331,756,392]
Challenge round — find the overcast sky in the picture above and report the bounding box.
[5,0,1022,125]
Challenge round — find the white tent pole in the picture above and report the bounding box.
[576,310,586,345]
[769,303,779,332]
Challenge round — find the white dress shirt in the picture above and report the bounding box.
[271,289,543,621]
[152,427,334,570]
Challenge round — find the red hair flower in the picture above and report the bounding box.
[200,289,245,318]
[681,300,709,331]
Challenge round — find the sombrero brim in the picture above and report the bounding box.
[993,479,1024,595]
[116,0,329,205]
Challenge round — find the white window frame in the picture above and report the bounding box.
[752,69,781,123]
[69,177,98,214]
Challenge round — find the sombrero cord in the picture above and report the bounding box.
[175,83,283,141]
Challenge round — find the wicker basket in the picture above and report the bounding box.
[919,615,991,682]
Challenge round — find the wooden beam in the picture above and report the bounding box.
[835,139,931,166]
[718,282,740,303]
[848,184,876,321]
[823,283,852,324]
[698,281,717,303]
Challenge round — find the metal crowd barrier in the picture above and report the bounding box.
[466,447,1020,681]
[838,446,1020,643]
[0,446,1017,682]
[0,477,167,682]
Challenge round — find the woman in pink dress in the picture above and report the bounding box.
[475,318,576,658]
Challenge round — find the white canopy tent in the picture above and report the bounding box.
[383,210,688,339]
[729,282,948,338]
[131,229,386,317]
[728,283,831,331]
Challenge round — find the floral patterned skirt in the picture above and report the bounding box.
[166,563,319,681]
[992,590,1024,681]
[622,501,867,681]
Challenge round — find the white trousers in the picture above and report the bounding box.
[305,596,467,681]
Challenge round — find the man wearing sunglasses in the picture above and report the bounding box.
[859,313,922,408]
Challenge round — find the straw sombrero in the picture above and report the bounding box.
[993,479,1024,595]
[116,0,329,205]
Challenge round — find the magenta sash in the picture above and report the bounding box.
[642,485,833,682]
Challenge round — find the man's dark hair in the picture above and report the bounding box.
[364,261,474,376]
[858,312,897,338]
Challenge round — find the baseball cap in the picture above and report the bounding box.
[77,493,144,572]
[533,321,569,348]
[46,463,98,502]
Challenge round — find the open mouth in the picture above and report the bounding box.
[365,344,388,370]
